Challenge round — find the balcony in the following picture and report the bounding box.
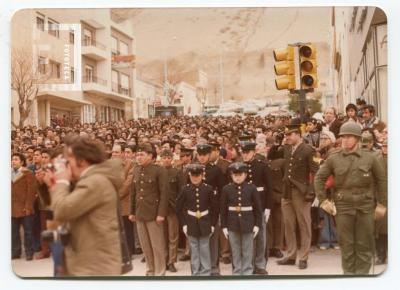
[81,39,107,60]
[82,75,109,97]
[111,82,131,97]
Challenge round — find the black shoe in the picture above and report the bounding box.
[179,254,190,261]
[12,255,20,260]
[168,263,177,272]
[254,268,268,275]
[298,260,308,269]
[135,248,143,255]
[277,258,296,265]
[26,255,33,261]
[141,257,146,263]
[269,248,284,258]
[222,257,231,264]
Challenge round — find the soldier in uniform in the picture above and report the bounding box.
[129,143,169,276]
[160,149,184,272]
[240,141,273,275]
[220,162,263,275]
[196,143,226,275]
[314,122,387,274]
[209,140,232,265]
[278,121,319,270]
[176,163,219,276]
[266,145,285,258]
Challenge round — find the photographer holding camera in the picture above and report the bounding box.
[42,136,128,276]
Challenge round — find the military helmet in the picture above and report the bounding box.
[361,130,374,145]
[339,122,362,137]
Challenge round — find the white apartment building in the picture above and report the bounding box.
[332,7,387,121]
[11,9,136,128]
[134,77,163,119]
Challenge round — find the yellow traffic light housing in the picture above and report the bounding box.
[299,44,318,89]
[275,75,296,90]
[273,46,295,90]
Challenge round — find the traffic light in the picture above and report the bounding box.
[299,44,318,89]
[273,46,295,90]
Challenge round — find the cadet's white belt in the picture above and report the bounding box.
[229,206,253,212]
[257,187,264,191]
[188,210,209,219]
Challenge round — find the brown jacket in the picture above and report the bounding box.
[119,159,134,216]
[50,159,124,276]
[12,167,37,218]
[131,163,169,221]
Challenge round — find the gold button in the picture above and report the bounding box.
[140,197,143,200]
[141,181,144,184]
[238,191,241,194]
[197,205,200,208]
[238,186,241,189]
[196,188,199,192]
[141,173,144,176]
[239,203,242,206]
[289,163,292,166]
[238,214,242,217]
[288,175,291,178]
[289,169,291,172]
[249,181,252,183]
[196,199,199,203]
[249,169,252,173]
[140,189,143,191]
[196,193,199,197]
[238,197,241,200]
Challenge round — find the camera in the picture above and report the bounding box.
[41,225,71,246]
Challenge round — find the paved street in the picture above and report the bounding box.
[12,247,386,278]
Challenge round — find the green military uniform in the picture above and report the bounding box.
[314,123,387,275]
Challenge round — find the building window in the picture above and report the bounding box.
[38,56,47,74]
[112,36,119,56]
[49,60,61,78]
[120,41,129,55]
[70,68,75,83]
[120,73,130,96]
[69,31,75,44]
[83,28,93,46]
[36,14,45,31]
[85,65,94,82]
[48,19,59,38]
[112,70,119,92]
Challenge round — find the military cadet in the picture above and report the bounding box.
[266,145,285,259]
[240,140,273,275]
[220,162,263,275]
[176,163,219,276]
[314,122,387,274]
[278,121,319,270]
[160,149,184,272]
[196,143,226,275]
[209,140,232,265]
[129,143,169,276]
[177,146,194,262]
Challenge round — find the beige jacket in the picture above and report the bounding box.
[50,159,124,276]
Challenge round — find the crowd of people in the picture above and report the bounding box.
[11,100,388,276]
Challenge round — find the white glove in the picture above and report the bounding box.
[264,209,271,223]
[182,225,188,236]
[253,226,259,238]
[211,226,215,233]
[222,227,229,239]
[311,197,319,207]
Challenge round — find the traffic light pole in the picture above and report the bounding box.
[290,88,314,122]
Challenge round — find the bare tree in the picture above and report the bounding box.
[11,47,47,128]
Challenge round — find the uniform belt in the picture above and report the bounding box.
[187,210,209,219]
[256,187,264,192]
[228,206,253,212]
